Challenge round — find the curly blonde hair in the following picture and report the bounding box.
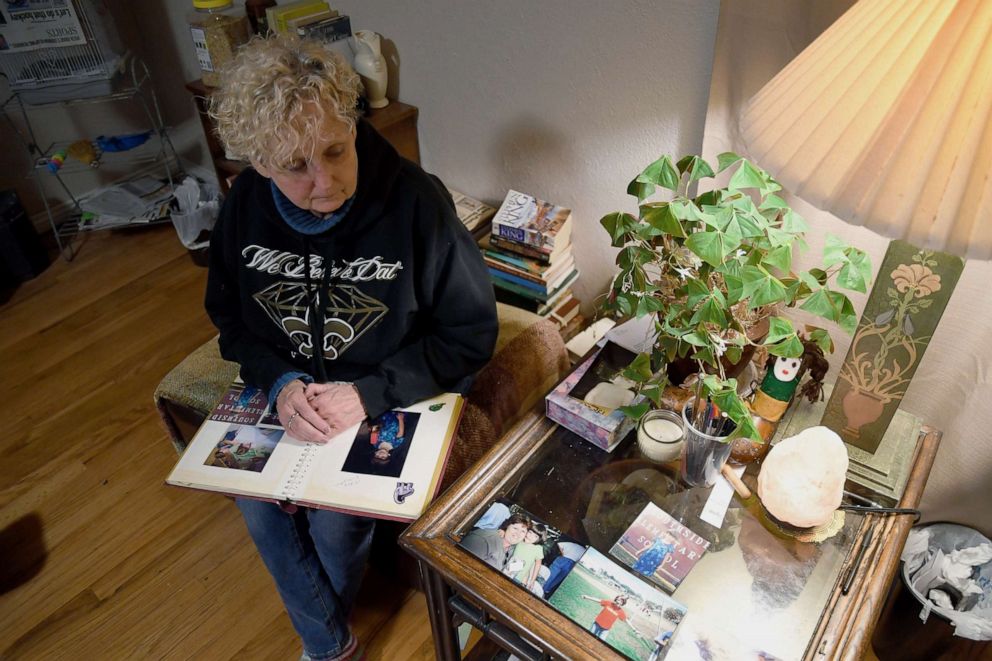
[209,35,362,170]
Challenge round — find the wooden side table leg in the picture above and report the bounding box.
[418,560,461,661]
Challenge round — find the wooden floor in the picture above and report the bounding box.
[0,228,438,660]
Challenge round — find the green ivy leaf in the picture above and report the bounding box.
[728,159,766,192]
[725,345,743,365]
[641,385,663,407]
[686,230,733,267]
[823,234,849,267]
[676,155,715,183]
[600,212,637,247]
[760,194,789,211]
[615,292,634,316]
[635,155,681,194]
[780,209,809,234]
[767,334,804,358]
[716,152,743,173]
[808,327,834,354]
[837,248,872,293]
[619,401,651,420]
[690,296,728,327]
[765,225,794,248]
[741,265,788,307]
[764,316,795,344]
[683,331,709,347]
[627,180,655,202]
[641,203,687,238]
[762,244,793,273]
[686,279,711,308]
[622,352,654,382]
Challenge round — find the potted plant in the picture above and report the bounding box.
[598,152,870,463]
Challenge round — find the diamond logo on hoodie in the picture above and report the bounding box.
[253,281,388,360]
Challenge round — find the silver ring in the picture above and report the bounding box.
[287,411,300,430]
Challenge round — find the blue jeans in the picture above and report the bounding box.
[542,556,576,598]
[590,621,611,640]
[237,498,375,660]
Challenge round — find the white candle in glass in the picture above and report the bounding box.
[637,410,684,463]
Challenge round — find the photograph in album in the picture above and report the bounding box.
[205,425,284,473]
[341,410,422,478]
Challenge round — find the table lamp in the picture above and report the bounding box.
[739,0,989,462]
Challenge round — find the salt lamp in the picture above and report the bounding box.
[758,426,848,529]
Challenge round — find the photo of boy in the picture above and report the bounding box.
[548,548,686,661]
[205,424,283,472]
[341,410,420,478]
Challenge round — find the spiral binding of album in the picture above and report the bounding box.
[279,443,319,500]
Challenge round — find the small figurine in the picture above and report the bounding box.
[750,339,829,423]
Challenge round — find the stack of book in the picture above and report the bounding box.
[267,2,351,46]
[448,189,496,243]
[484,190,584,340]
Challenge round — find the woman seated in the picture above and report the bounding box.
[205,35,498,661]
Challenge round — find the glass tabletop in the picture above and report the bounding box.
[453,424,864,661]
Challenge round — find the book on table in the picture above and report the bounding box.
[489,233,571,265]
[491,190,573,257]
[166,382,463,521]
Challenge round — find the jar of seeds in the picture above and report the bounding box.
[188,0,251,87]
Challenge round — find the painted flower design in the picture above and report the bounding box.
[891,264,941,298]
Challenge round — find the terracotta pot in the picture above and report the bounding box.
[841,388,886,438]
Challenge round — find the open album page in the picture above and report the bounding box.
[294,393,463,519]
[166,417,310,502]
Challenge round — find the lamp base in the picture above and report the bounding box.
[775,384,921,507]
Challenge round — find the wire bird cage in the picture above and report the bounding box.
[0,0,125,97]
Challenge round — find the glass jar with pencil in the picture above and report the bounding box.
[680,400,737,488]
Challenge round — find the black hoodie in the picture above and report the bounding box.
[205,120,498,419]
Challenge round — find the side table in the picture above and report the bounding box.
[401,410,940,660]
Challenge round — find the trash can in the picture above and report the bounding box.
[872,522,992,660]
[0,190,50,283]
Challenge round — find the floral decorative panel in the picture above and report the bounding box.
[821,241,964,453]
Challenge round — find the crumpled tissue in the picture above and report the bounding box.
[901,527,992,641]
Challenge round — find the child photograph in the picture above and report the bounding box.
[457,498,584,599]
[341,409,420,478]
[610,502,710,593]
[548,547,686,661]
[205,424,283,473]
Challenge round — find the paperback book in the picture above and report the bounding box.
[609,502,710,593]
[167,383,463,521]
[490,233,570,265]
[491,190,572,255]
[480,235,574,284]
[493,284,573,316]
[491,267,579,303]
[449,189,497,232]
[548,547,687,661]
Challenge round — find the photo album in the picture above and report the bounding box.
[166,382,463,521]
[458,498,687,661]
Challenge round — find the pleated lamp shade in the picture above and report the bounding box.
[740,0,992,259]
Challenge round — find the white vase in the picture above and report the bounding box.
[352,30,389,109]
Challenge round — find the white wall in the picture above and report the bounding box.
[332,0,721,312]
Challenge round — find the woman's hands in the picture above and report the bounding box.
[305,382,366,437]
[276,379,331,443]
[276,379,367,443]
